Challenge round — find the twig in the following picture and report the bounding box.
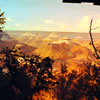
[92,26,100,30]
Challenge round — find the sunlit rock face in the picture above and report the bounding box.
[34,41,95,61]
[33,43,70,60]
[43,32,61,41]
[0,32,13,41]
[17,32,43,47]
[19,32,39,41]
[0,32,36,56]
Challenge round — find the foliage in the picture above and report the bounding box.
[54,61,100,100]
[75,61,100,100]
[0,47,56,100]
[0,9,6,32]
[54,63,79,100]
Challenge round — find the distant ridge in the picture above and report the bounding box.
[5,30,90,34]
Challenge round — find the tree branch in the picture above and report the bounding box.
[89,19,100,59]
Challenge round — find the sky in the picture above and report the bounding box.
[1,0,100,32]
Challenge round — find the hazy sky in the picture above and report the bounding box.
[1,0,100,32]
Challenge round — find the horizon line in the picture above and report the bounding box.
[3,30,100,34]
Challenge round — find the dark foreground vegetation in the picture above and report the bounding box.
[0,47,56,100]
[0,46,100,100]
[54,61,100,100]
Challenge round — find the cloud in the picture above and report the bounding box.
[15,24,28,30]
[4,26,11,30]
[72,16,90,32]
[92,18,100,31]
[56,22,66,26]
[78,16,90,28]
[15,24,23,27]
[44,20,54,24]
[6,17,15,22]
[56,23,67,31]
[71,16,100,32]
[60,24,66,28]
[29,26,42,30]
[12,17,100,32]
[15,24,42,31]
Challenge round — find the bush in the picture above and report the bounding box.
[54,61,100,100]
[0,47,56,100]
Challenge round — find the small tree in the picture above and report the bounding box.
[0,9,6,32]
